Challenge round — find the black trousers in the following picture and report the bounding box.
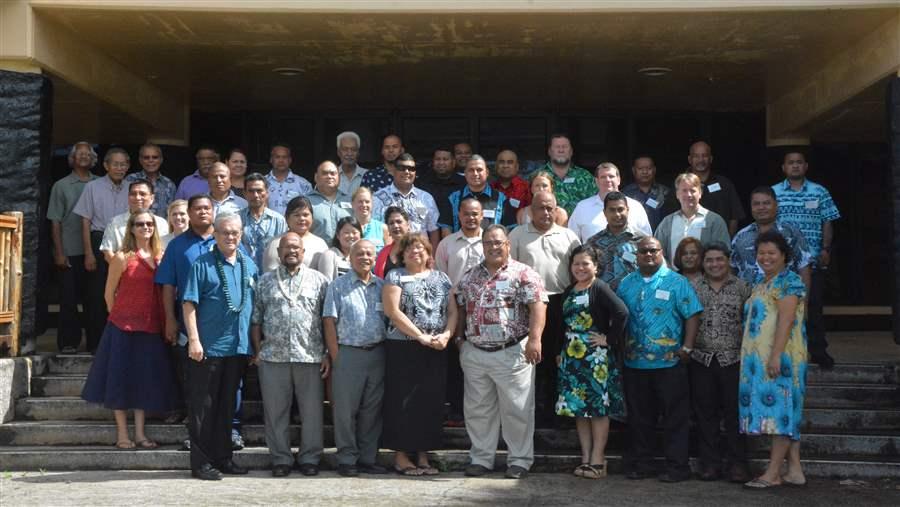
[85,232,109,353]
[536,293,564,422]
[187,355,247,471]
[807,268,828,355]
[689,359,746,468]
[446,339,464,417]
[172,343,190,418]
[56,255,88,350]
[624,364,690,474]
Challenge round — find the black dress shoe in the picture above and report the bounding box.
[699,467,720,481]
[504,465,528,479]
[272,465,291,477]
[659,470,691,483]
[357,463,388,474]
[298,463,319,476]
[626,469,652,480]
[192,463,222,481]
[728,463,752,483]
[464,464,491,477]
[217,460,248,475]
[337,464,359,477]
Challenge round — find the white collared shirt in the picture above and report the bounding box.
[568,194,652,243]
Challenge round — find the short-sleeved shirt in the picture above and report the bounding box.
[730,222,812,285]
[251,265,328,363]
[434,230,484,285]
[338,165,368,196]
[696,172,745,226]
[491,176,532,210]
[508,223,580,295]
[587,227,646,291]
[537,163,598,215]
[182,249,258,357]
[307,189,353,242]
[621,182,677,232]
[155,229,216,339]
[418,172,465,229]
[372,184,440,234]
[385,269,453,340]
[568,194,653,242]
[772,178,841,267]
[266,170,314,216]
[262,232,329,272]
[72,175,129,232]
[691,275,751,367]
[360,164,394,193]
[99,211,170,254]
[361,219,386,254]
[47,172,98,256]
[445,185,515,233]
[322,270,386,347]
[239,207,288,270]
[211,191,248,217]
[126,170,176,217]
[456,259,547,347]
[617,264,704,369]
[174,171,209,201]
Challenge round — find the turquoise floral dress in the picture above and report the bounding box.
[738,269,808,441]
[555,288,624,418]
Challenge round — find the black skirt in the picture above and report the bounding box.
[382,339,447,452]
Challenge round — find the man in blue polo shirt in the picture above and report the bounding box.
[617,236,702,483]
[772,151,841,369]
[183,212,257,481]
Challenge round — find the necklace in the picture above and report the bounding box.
[215,248,250,314]
[276,265,306,306]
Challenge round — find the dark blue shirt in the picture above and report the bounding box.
[155,230,216,337]
[445,185,516,232]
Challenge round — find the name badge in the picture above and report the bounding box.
[655,289,670,301]
[375,302,383,312]
[564,177,575,184]
[574,293,589,306]
[495,279,510,290]
[416,205,427,217]
[691,219,706,229]
[622,251,637,263]
[301,288,316,299]
[645,198,660,209]
[707,183,721,193]
[509,198,521,209]
[805,200,819,209]
[339,201,352,209]
[483,209,496,219]
[399,275,417,283]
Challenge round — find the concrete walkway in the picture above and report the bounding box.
[2,471,899,506]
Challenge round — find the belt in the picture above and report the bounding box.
[470,334,527,352]
[341,342,383,351]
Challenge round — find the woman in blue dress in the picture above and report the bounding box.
[740,230,808,489]
[554,245,629,479]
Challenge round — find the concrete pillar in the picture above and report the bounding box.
[0,70,52,354]
[890,76,900,345]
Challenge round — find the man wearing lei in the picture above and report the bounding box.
[183,213,258,481]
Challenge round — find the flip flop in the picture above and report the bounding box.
[581,463,607,480]
[743,477,781,489]
[135,439,158,449]
[417,465,439,476]
[394,465,423,476]
[573,464,590,477]
[782,477,808,487]
[115,440,135,450]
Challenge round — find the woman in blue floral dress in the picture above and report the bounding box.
[554,245,629,479]
[739,230,808,489]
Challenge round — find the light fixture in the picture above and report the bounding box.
[273,67,305,76]
[637,67,672,77]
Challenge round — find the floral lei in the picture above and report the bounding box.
[215,248,250,314]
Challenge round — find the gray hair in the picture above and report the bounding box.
[336,131,361,149]
[68,142,98,168]
[482,224,508,239]
[213,212,242,231]
[103,147,130,164]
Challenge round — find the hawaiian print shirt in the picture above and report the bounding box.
[372,184,440,234]
[322,270,386,347]
[239,207,288,270]
[251,265,329,363]
[537,163,598,215]
[730,222,812,285]
[491,175,531,210]
[587,227,646,291]
[690,275,751,367]
[385,269,452,340]
[265,170,313,216]
[617,265,703,369]
[456,258,547,347]
[772,178,840,267]
[126,170,176,218]
[360,163,394,193]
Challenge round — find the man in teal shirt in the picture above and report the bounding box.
[616,236,702,483]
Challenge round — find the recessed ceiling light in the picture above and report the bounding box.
[637,67,672,77]
[273,67,305,76]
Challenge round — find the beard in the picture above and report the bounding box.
[552,156,570,166]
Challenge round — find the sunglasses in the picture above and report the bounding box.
[133,221,155,228]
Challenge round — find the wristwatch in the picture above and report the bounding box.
[680,345,693,353]
[454,336,465,346]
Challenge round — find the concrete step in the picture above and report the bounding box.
[804,384,900,409]
[802,408,900,433]
[14,397,268,422]
[1,446,898,478]
[2,421,898,459]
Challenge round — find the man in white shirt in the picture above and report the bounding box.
[99,179,170,260]
[568,162,652,242]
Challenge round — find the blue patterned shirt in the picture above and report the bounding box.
[266,170,313,216]
[617,265,704,369]
[372,184,440,234]
[322,270,386,347]
[126,170,176,218]
[586,227,646,291]
[446,185,513,232]
[307,189,353,242]
[252,265,328,363]
[772,179,840,267]
[239,207,288,270]
[385,268,452,340]
[360,164,394,193]
[730,222,812,285]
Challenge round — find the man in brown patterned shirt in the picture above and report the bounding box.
[689,243,751,483]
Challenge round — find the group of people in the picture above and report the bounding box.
[48,131,839,488]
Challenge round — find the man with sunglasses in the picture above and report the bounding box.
[616,236,702,483]
[371,153,441,251]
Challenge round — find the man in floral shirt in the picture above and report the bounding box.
[537,134,597,215]
[454,225,547,480]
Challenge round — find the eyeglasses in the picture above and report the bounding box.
[395,165,417,172]
[483,240,507,248]
[133,221,155,228]
[637,248,661,254]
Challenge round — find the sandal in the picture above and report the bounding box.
[574,464,591,477]
[581,462,607,479]
[744,477,782,489]
[417,465,439,476]
[394,465,423,476]
[115,440,135,450]
[135,439,158,449]
[782,476,808,487]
